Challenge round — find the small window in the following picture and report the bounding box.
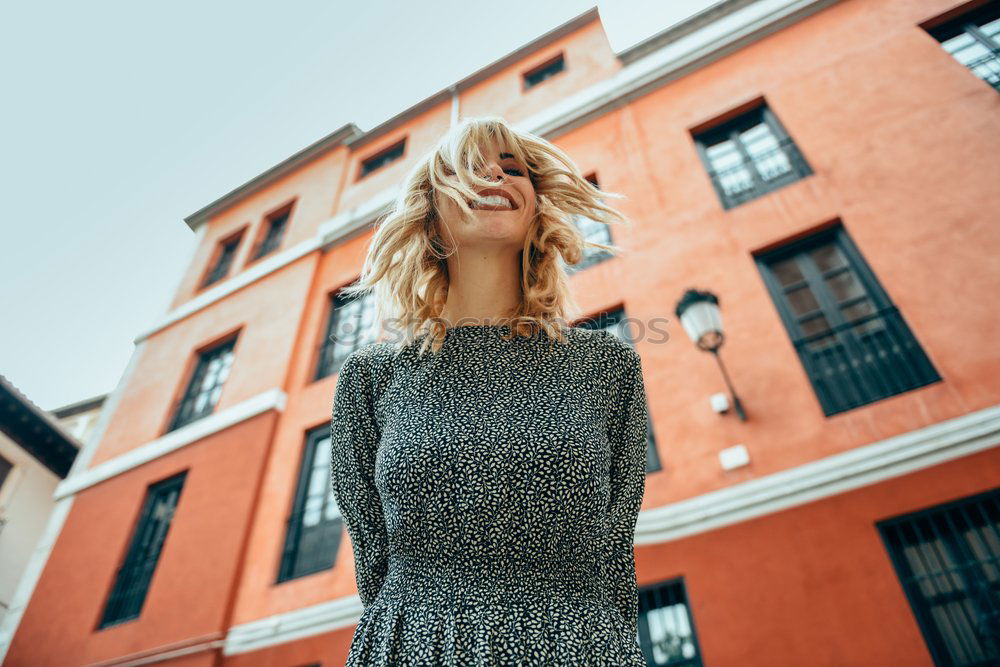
[754,223,941,416]
[566,173,614,274]
[315,287,380,380]
[925,1,1000,92]
[576,308,661,474]
[523,53,565,90]
[638,578,705,665]
[277,425,344,583]
[98,473,186,628]
[251,209,290,261]
[167,337,237,432]
[358,139,406,179]
[200,231,244,288]
[692,103,812,209]
[877,487,1000,666]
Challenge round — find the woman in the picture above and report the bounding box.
[329,116,650,665]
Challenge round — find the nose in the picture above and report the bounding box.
[482,162,505,182]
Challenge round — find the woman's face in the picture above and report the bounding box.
[433,137,536,250]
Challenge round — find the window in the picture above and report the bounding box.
[576,308,661,474]
[167,337,237,432]
[692,103,811,209]
[201,231,243,288]
[315,287,379,380]
[359,139,406,179]
[877,487,1000,667]
[637,578,704,666]
[754,224,941,417]
[926,1,1000,92]
[565,173,614,275]
[98,473,186,628]
[523,53,565,89]
[251,209,290,261]
[277,426,344,582]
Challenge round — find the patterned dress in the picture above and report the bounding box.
[329,323,649,666]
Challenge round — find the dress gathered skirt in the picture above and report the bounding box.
[329,323,650,666]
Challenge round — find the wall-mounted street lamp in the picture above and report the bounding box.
[674,288,747,421]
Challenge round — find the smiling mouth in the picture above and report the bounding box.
[470,190,518,211]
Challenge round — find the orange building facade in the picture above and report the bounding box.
[4,1,1000,665]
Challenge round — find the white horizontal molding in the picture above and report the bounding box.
[224,595,362,656]
[55,388,287,500]
[317,185,399,250]
[636,403,1000,544]
[135,237,321,343]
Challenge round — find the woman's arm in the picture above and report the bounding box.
[329,350,389,610]
[602,335,650,639]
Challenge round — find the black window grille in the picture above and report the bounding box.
[359,139,406,179]
[201,233,242,288]
[277,425,344,582]
[637,578,704,666]
[167,337,237,432]
[754,224,941,416]
[577,308,661,474]
[877,487,1000,666]
[693,104,811,209]
[524,53,565,89]
[315,288,379,380]
[926,2,1000,92]
[252,211,290,260]
[566,174,614,275]
[98,473,186,629]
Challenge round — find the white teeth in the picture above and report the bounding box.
[471,194,513,209]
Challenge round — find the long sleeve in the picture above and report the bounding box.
[329,350,389,610]
[602,337,649,639]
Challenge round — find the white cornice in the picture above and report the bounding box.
[636,404,1000,543]
[134,238,321,343]
[220,403,1000,657]
[224,596,362,656]
[54,388,287,500]
[143,0,837,341]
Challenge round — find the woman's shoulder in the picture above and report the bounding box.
[563,327,641,375]
[341,340,401,376]
[564,326,633,353]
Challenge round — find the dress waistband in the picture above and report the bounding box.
[384,553,606,606]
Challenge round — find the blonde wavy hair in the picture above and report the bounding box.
[338,115,631,356]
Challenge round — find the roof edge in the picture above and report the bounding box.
[183,122,363,231]
[616,0,760,64]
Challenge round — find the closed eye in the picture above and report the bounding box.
[503,167,525,177]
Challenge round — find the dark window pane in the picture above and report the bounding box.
[167,339,236,432]
[755,226,941,415]
[637,578,704,666]
[694,104,811,209]
[927,3,1000,92]
[253,212,289,260]
[360,140,406,178]
[202,235,242,288]
[99,474,186,628]
[877,488,1000,666]
[315,289,380,380]
[524,54,565,88]
[277,428,344,582]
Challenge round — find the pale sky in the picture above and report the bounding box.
[0,0,711,413]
